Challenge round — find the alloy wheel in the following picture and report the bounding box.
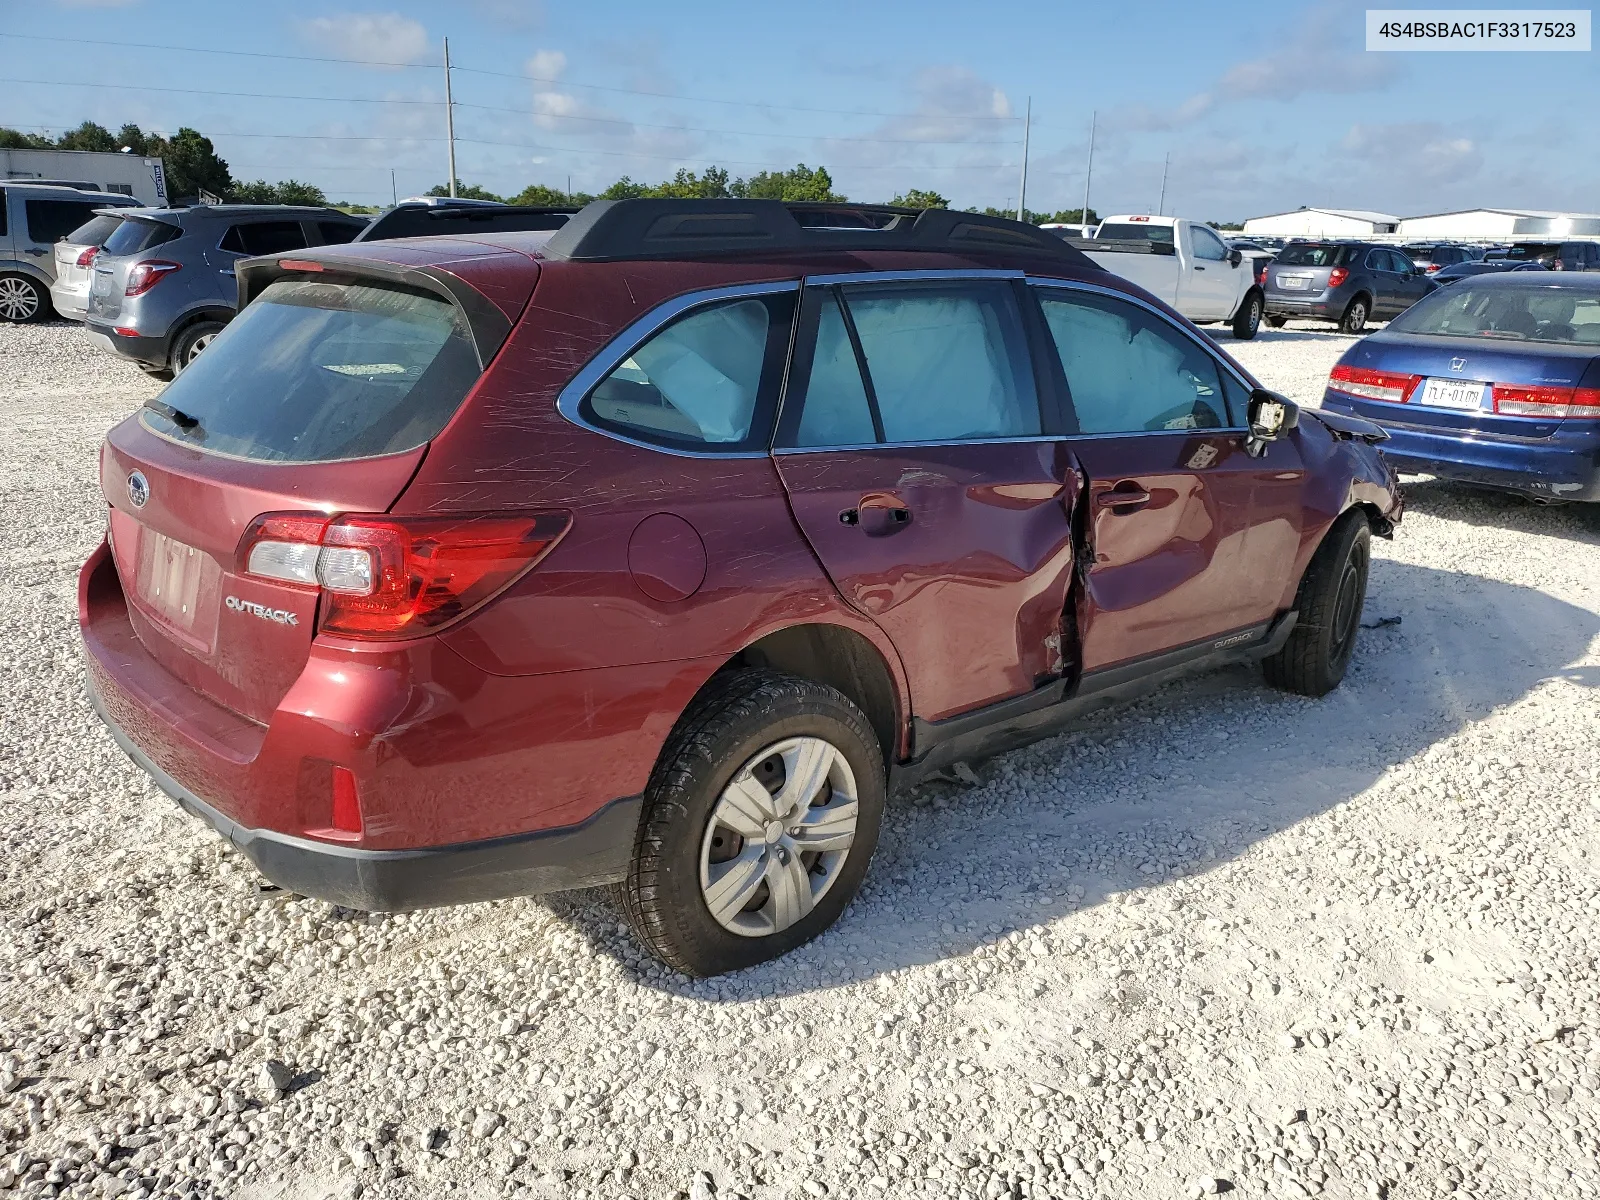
[698,736,859,937]
[186,331,216,363]
[0,278,39,322]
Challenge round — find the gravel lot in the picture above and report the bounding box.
[1,319,1598,1200]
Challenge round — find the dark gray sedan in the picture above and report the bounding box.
[1263,241,1437,333]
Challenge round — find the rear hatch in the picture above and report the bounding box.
[1266,243,1356,295]
[102,264,523,723]
[87,214,182,323]
[54,214,125,293]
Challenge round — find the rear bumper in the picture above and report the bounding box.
[84,320,170,368]
[1322,393,1600,501]
[77,540,706,909]
[1265,294,1339,317]
[90,676,640,910]
[49,282,90,321]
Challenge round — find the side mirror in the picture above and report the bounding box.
[1244,388,1299,457]
[1228,248,1243,267]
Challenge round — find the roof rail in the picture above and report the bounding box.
[540,198,1097,265]
[356,203,580,243]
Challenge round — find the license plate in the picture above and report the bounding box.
[92,272,112,296]
[134,528,218,647]
[1418,378,1487,411]
[1278,275,1309,290]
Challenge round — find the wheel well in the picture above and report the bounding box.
[1353,500,1394,538]
[730,625,901,765]
[1348,291,1373,310]
[171,309,232,341]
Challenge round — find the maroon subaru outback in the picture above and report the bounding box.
[79,200,1401,976]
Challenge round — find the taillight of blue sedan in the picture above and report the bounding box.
[1320,274,1600,502]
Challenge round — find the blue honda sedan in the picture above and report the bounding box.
[1322,274,1600,502]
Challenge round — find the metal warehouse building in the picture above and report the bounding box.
[1242,207,1400,238]
[1395,208,1600,239]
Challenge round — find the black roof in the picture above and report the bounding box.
[356,202,578,243]
[539,199,1097,266]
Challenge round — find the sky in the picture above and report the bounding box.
[4,0,1598,220]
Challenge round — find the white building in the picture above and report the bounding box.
[1396,208,1600,240]
[1,148,167,206]
[1242,207,1400,238]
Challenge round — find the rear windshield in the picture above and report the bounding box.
[1388,283,1600,345]
[1503,244,1558,262]
[101,217,180,257]
[1097,222,1175,245]
[1274,244,1358,267]
[141,278,481,463]
[65,214,124,248]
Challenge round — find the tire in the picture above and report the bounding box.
[616,669,885,977]
[170,320,226,374]
[1264,314,1288,329]
[1231,291,1263,340]
[1338,296,1370,335]
[0,274,50,324]
[1263,511,1372,698]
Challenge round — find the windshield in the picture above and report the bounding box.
[101,217,180,257]
[1503,244,1558,262]
[1097,222,1175,245]
[141,278,482,462]
[1274,244,1357,267]
[1388,283,1600,344]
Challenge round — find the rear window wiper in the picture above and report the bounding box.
[143,399,203,431]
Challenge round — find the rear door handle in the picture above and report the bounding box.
[1097,486,1151,510]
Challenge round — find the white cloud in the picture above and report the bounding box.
[525,49,567,84]
[1340,122,1482,183]
[297,13,430,68]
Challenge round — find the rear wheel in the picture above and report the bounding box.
[1264,314,1288,329]
[1263,512,1371,697]
[0,275,49,323]
[1231,291,1263,340]
[616,670,885,977]
[1339,296,1370,335]
[170,320,226,374]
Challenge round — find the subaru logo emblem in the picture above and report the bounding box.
[127,471,150,508]
[1449,357,1465,372]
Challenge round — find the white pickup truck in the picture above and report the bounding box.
[1068,215,1265,339]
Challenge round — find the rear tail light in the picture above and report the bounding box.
[1327,267,1349,288]
[1328,364,1422,403]
[1492,384,1600,419]
[237,510,570,639]
[75,247,99,269]
[1425,263,1442,273]
[124,260,181,296]
[1256,264,1268,286]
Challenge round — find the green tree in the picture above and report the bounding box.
[425,181,504,202]
[645,166,732,199]
[888,188,948,210]
[229,179,280,204]
[117,124,152,155]
[153,128,232,200]
[0,127,55,150]
[509,182,590,206]
[732,163,842,202]
[272,179,328,206]
[1209,220,1244,231]
[1041,207,1099,226]
[55,121,117,152]
[599,177,651,200]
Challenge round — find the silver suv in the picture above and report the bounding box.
[83,204,366,376]
[1,183,138,322]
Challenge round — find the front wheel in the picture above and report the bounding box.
[1231,292,1263,340]
[616,670,885,976]
[1263,512,1372,697]
[1339,297,1369,335]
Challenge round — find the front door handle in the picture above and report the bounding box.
[1194,265,1206,271]
[848,500,912,536]
[1097,485,1151,510]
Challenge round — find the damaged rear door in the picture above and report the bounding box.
[771,274,1080,724]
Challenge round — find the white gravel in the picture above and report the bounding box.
[2,319,1598,1200]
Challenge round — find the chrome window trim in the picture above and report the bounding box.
[774,434,1066,456]
[1026,276,1253,434]
[554,279,801,460]
[802,268,1026,286]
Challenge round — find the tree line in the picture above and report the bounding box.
[2,120,1100,225]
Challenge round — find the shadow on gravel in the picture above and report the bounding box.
[552,559,1598,996]
[1399,478,1600,543]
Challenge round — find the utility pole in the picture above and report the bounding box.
[390,169,397,207]
[1015,96,1031,223]
[443,36,458,199]
[1158,151,1169,216]
[1081,109,1096,231]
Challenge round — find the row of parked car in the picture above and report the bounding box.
[0,182,571,375]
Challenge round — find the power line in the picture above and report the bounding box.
[0,33,1019,122]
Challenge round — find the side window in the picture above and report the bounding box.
[314,221,361,246]
[1365,249,1389,272]
[582,294,788,451]
[1037,288,1229,434]
[789,291,878,448]
[839,282,1040,443]
[1191,227,1228,261]
[1218,370,1253,427]
[0,189,8,238]
[219,221,310,256]
[24,200,100,245]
